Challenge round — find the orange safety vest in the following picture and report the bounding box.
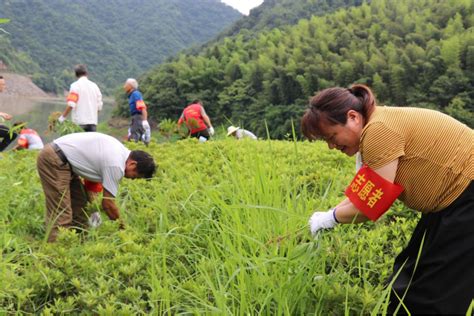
[181,103,207,134]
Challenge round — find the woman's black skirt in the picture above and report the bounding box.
[388,181,474,314]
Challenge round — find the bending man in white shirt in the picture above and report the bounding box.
[37,132,156,242]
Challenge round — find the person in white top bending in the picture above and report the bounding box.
[58,64,103,132]
[37,132,156,242]
[227,125,257,140]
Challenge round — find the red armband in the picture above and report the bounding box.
[67,92,79,103]
[136,100,146,110]
[345,165,404,221]
[17,137,28,148]
[83,179,103,193]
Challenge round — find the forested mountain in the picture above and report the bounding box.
[120,0,473,138]
[0,19,40,74]
[0,0,241,93]
[0,36,40,74]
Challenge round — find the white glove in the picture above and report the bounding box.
[88,212,102,228]
[208,126,215,136]
[142,120,151,143]
[308,208,338,236]
[58,115,66,123]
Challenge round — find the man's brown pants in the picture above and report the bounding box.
[37,144,88,242]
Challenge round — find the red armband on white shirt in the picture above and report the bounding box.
[345,165,404,221]
[67,92,79,103]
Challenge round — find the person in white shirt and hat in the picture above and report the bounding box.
[227,126,257,140]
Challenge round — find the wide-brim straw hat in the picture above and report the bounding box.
[227,125,239,136]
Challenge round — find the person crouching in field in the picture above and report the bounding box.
[301,84,473,314]
[177,100,214,141]
[11,122,44,150]
[37,132,156,242]
[226,125,257,140]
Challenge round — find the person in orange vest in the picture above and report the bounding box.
[11,122,44,150]
[177,100,214,141]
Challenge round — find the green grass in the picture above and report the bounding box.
[0,138,418,314]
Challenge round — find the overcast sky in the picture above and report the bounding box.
[221,0,264,15]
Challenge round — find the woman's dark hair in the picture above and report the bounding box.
[74,64,88,78]
[301,84,376,140]
[130,150,157,179]
[0,75,3,79]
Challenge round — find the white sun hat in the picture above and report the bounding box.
[227,125,240,136]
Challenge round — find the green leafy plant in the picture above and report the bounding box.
[47,112,84,136]
[0,137,423,314]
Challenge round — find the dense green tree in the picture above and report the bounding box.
[0,36,40,74]
[117,0,474,137]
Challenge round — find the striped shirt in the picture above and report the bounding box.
[360,106,473,213]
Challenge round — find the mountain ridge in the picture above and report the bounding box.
[0,0,241,93]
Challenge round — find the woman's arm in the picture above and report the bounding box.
[0,112,12,120]
[334,159,399,224]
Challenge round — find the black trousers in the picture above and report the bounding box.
[388,181,474,315]
[129,114,144,142]
[190,129,210,140]
[80,124,97,132]
[0,124,17,151]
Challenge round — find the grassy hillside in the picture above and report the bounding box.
[0,138,419,314]
[124,0,473,138]
[0,0,241,93]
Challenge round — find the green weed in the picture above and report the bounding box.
[0,139,417,314]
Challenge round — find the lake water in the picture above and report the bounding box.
[0,96,115,144]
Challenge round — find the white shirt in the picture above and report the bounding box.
[54,132,130,197]
[235,129,257,140]
[67,76,103,125]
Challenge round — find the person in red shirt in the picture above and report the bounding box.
[177,100,214,141]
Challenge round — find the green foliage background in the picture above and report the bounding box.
[216,0,364,40]
[123,0,474,138]
[0,139,419,314]
[0,0,241,93]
